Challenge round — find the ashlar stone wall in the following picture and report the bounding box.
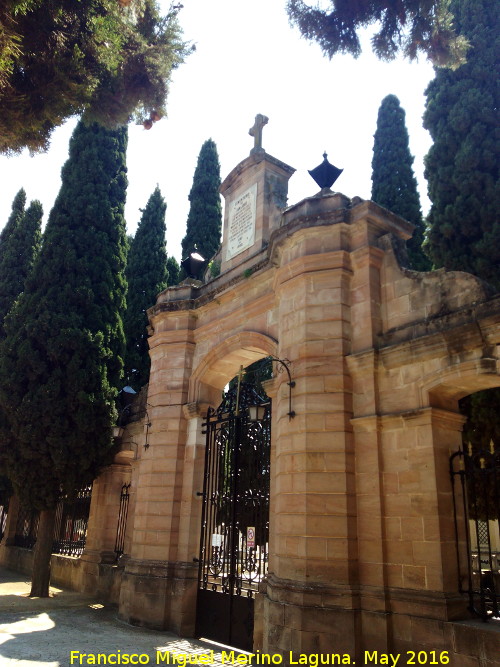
[112,150,500,665]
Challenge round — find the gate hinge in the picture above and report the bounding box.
[196,492,204,497]
[193,557,200,563]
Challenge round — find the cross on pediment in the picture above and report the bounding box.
[249,114,268,154]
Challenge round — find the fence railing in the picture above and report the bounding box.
[114,483,131,560]
[13,485,93,557]
[10,481,129,562]
[0,502,9,541]
[52,485,93,557]
[14,505,39,549]
[450,443,500,620]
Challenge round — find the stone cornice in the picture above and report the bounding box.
[220,151,295,196]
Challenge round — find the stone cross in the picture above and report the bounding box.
[249,114,269,154]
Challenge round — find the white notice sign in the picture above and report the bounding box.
[226,183,257,260]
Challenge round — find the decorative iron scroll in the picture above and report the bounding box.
[450,443,500,620]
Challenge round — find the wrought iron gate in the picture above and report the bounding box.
[450,442,500,620]
[196,382,271,651]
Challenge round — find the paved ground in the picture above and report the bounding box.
[0,567,234,667]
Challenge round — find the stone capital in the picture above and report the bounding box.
[182,402,211,420]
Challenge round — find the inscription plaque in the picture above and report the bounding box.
[226,183,257,261]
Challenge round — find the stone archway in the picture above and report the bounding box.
[115,141,500,662]
[178,333,279,643]
[189,331,278,401]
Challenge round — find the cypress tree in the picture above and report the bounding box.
[424,0,500,287]
[424,0,500,460]
[0,195,42,494]
[0,119,128,596]
[166,256,180,286]
[371,94,431,271]
[0,188,26,246]
[0,200,43,334]
[124,186,168,388]
[181,139,222,265]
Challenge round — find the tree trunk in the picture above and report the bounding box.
[30,507,56,597]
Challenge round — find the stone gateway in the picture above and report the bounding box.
[2,119,500,665]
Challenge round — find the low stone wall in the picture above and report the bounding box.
[0,545,123,605]
[444,620,500,667]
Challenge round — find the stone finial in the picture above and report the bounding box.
[308,152,343,191]
[249,114,269,154]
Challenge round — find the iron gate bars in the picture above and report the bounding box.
[12,485,92,555]
[0,502,8,541]
[14,506,39,549]
[450,442,500,620]
[196,381,271,650]
[114,483,131,559]
[52,484,92,557]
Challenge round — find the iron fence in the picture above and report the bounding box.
[0,502,9,541]
[450,443,500,620]
[52,485,93,557]
[14,505,39,549]
[114,483,130,560]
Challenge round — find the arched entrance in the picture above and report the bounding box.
[114,140,500,663]
[196,372,271,650]
[448,387,500,620]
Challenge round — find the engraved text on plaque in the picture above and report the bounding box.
[226,183,257,261]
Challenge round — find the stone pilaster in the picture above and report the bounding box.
[118,302,197,633]
[263,219,358,657]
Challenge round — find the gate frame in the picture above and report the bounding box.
[196,381,271,650]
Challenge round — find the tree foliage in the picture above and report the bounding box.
[371,94,430,271]
[0,197,42,334]
[166,255,180,286]
[423,0,500,461]
[0,188,26,246]
[181,139,222,264]
[0,119,128,515]
[124,185,168,388]
[286,0,468,67]
[424,0,500,288]
[0,0,191,155]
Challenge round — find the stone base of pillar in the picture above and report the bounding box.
[261,574,360,658]
[118,558,198,636]
[79,549,124,603]
[261,576,471,661]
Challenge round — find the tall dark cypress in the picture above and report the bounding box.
[181,139,222,264]
[424,0,500,287]
[0,119,128,596]
[124,186,168,388]
[371,94,430,270]
[0,200,43,334]
[424,0,500,459]
[0,189,26,247]
[166,256,180,286]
